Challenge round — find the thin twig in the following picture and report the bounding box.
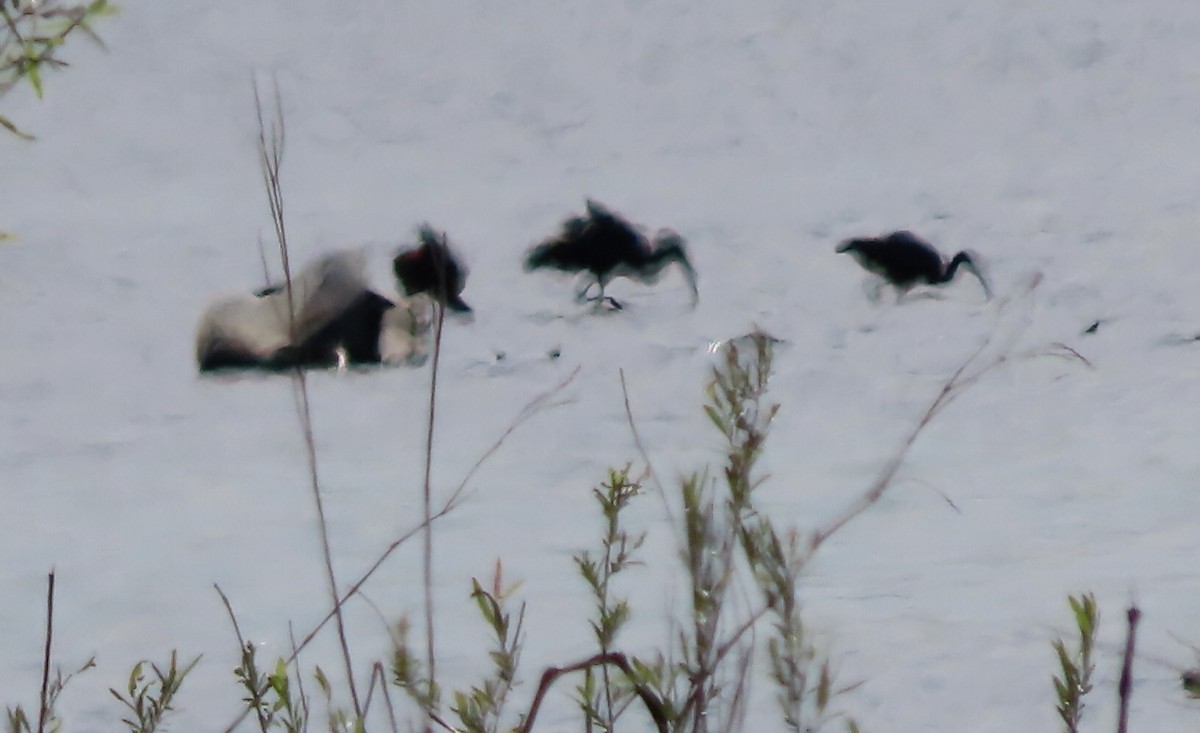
[252,77,294,338]
[452,367,579,503]
[36,569,54,733]
[255,231,274,287]
[619,369,675,527]
[286,622,311,733]
[357,592,405,649]
[428,710,461,733]
[722,640,755,733]
[1117,605,1141,733]
[370,661,402,733]
[292,372,361,715]
[1046,342,1095,370]
[215,583,271,733]
[253,76,360,718]
[711,605,770,671]
[422,298,447,720]
[214,583,249,654]
[519,652,668,733]
[809,275,1054,552]
[808,363,962,552]
[221,369,578,733]
[362,661,386,722]
[671,603,770,733]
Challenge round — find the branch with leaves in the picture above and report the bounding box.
[1052,593,1098,733]
[0,0,114,139]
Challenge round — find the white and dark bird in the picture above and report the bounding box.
[836,230,992,300]
[196,249,428,373]
[199,225,474,373]
[524,199,698,310]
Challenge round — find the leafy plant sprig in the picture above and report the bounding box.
[1052,593,1098,733]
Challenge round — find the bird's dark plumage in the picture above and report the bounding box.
[524,199,698,309]
[393,224,472,313]
[836,230,992,300]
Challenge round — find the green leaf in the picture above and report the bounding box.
[469,581,503,632]
[88,0,119,15]
[268,658,289,697]
[816,660,831,711]
[77,20,108,50]
[1053,640,1073,674]
[313,666,331,696]
[126,661,144,695]
[703,404,728,435]
[24,58,43,99]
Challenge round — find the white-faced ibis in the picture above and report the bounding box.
[836,230,992,300]
[196,249,427,372]
[393,224,472,314]
[524,199,698,310]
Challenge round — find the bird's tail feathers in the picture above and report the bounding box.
[523,239,559,271]
[653,230,699,305]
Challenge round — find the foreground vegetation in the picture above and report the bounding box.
[6,326,1194,732]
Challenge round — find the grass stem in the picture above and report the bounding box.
[35,569,54,733]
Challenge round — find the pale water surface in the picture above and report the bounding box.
[3,1,1199,730]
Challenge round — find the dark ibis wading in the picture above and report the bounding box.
[524,199,698,310]
[836,230,991,300]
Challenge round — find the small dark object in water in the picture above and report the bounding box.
[1182,668,1200,696]
[524,199,698,310]
[393,224,472,313]
[1083,320,1101,335]
[836,230,991,300]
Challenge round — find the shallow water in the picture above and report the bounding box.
[3,1,1199,730]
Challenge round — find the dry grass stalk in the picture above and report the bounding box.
[251,76,361,719]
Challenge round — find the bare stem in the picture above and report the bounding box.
[1117,605,1141,733]
[286,622,311,733]
[220,368,578,733]
[370,661,402,733]
[808,359,964,552]
[809,275,1067,552]
[215,583,271,733]
[252,76,360,718]
[251,77,294,341]
[519,652,667,733]
[619,369,676,528]
[36,569,54,733]
[422,298,448,720]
